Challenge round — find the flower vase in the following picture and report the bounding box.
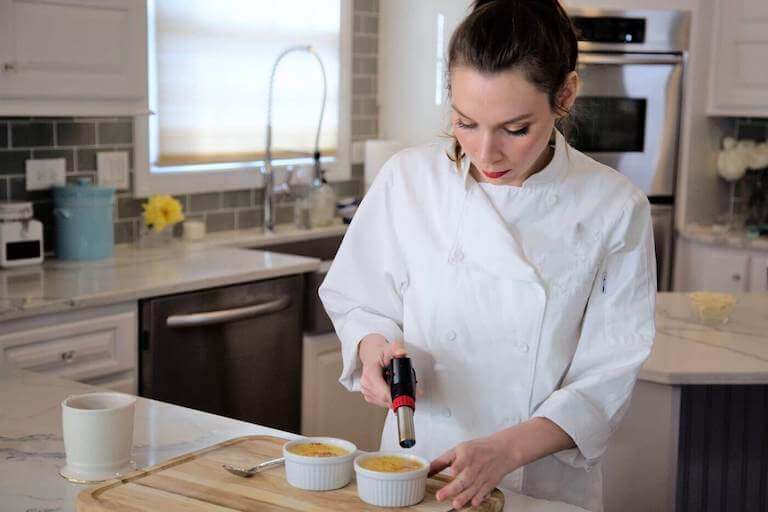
[137,223,175,249]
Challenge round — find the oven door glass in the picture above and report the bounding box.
[570,55,682,196]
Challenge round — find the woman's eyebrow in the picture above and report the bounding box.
[451,104,533,125]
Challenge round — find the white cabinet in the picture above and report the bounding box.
[302,333,387,452]
[708,0,768,117]
[0,302,138,394]
[0,0,147,116]
[748,254,768,292]
[674,235,768,292]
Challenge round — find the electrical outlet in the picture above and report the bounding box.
[97,152,129,189]
[25,158,66,190]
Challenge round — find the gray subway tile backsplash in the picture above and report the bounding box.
[0,150,31,175]
[205,211,235,233]
[56,122,96,146]
[114,220,135,245]
[31,148,75,172]
[11,122,54,147]
[0,124,7,148]
[0,177,7,200]
[190,192,221,212]
[76,148,97,171]
[98,121,133,144]
[237,208,263,230]
[222,189,252,209]
[117,196,144,219]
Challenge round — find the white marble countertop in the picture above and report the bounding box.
[679,224,768,251]
[0,223,347,322]
[0,367,585,512]
[640,293,768,385]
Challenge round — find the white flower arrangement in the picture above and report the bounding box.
[717,137,768,182]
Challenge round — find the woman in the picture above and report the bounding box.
[319,1,656,510]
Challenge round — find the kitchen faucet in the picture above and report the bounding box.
[262,45,328,232]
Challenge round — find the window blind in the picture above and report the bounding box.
[153,0,340,167]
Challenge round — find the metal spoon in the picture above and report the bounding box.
[223,457,285,477]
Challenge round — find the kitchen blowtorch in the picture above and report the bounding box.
[385,356,417,448]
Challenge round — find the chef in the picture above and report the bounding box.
[319,1,656,511]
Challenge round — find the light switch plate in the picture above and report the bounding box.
[97,152,129,189]
[25,158,66,190]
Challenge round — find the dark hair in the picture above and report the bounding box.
[447,0,578,163]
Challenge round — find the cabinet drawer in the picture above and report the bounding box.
[83,370,137,394]
[1,306,136,382]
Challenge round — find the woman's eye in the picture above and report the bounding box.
[456,120,476,129]
[504,126,529,137]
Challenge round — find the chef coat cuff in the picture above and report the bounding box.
[532,388,609,471]
[337,308,404,392]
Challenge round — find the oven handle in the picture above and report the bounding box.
[166,295,291,328]
[579,53,683,65]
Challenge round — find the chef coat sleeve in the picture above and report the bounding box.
[532,188,656,469]
[318,157,408,392]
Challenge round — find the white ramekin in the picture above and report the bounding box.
[283,437,357,491]
[354,451,430,507]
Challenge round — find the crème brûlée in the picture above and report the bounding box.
[287,442,349,457]
[358,455,424,473]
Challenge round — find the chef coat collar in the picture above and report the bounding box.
[457,129,569,190]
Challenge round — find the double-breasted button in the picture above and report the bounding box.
[518,342,530,354]
[547,194,559,208]
[449,248,464,265]
[445,330,457,342]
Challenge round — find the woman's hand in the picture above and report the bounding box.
[429,434,518,509]
[357,334,408,408]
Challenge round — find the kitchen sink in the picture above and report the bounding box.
[248,234,344,334]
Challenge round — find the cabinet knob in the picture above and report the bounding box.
[731,273,741,282]
[61,350,76,362]
[2,62,17,72]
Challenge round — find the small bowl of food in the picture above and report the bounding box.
[354,452,430,507]
[283,437,357,491]
[688,291,737,325]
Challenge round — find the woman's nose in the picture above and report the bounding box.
[477,132,501,163]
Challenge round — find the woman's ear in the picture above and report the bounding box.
[556,71,580,115]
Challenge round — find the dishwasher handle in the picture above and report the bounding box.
[166,295,291,328]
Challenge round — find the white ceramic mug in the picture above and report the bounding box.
[59,392,136,483]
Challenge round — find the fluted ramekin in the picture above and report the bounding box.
[354,451,430,507]
[283,437,357,491]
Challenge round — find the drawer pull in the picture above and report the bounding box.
[61,350,76,363]
[2,62,17,72]
[166,295,291,328]
[731,274,741,282]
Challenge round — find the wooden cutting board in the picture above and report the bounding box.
[77,435,504,511]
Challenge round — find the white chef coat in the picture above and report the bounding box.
[319,130,656,512]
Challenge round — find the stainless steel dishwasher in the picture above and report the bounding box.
[139,275,304,433]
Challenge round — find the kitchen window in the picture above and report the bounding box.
[134,0,352,197]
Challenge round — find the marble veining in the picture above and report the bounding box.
[0,367,586,512]
[641,293,768,385]
[0,224,342,322]
[680,223,768,251]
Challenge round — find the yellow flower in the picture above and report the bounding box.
[142,195,185,232]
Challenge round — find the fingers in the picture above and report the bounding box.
[435,469,471,502]
[451,473,484,510]
[360,365,392,408]
[428,448,455,478]
[380,340,408,367]
[471,483,495,508]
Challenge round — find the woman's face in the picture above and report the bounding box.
[450,65,574,186]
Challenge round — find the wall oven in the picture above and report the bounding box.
[566,9,690,291]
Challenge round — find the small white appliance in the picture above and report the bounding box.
[0,201,44,268]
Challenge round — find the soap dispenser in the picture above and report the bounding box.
[308,168,336,228]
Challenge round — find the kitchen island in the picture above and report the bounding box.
[604,293,768,512]
[0,366,587,512]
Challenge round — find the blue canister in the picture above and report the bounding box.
[53,179,115,260]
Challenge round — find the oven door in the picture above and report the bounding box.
[571,53,684,197]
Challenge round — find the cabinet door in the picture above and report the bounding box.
[0,0,146,101]
[708,0,768,116]
[673,238,749,292]
[748,254,768,292]
[302,333,388,451]
[0,303,137,384]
